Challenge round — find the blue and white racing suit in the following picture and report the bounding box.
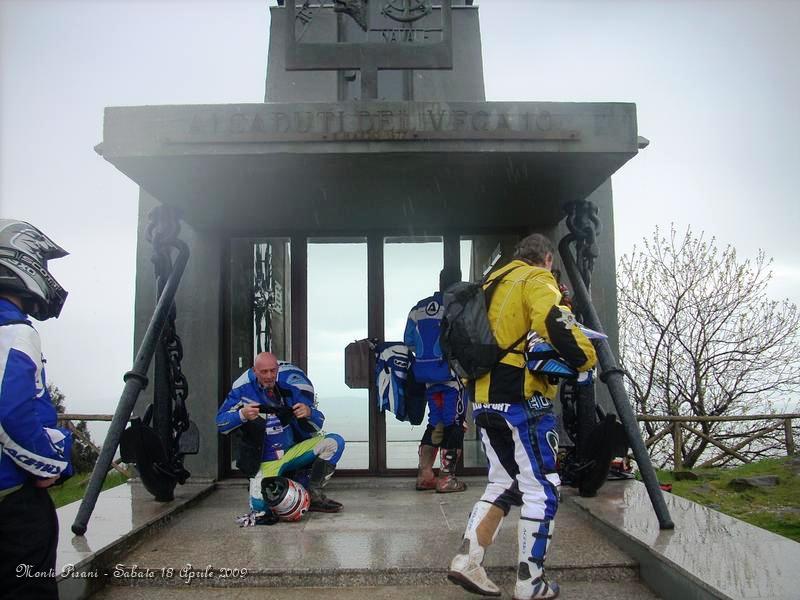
[216,363,344,511]
[404,293,466,447]
[0,298,72,599]
[0,299,72,494]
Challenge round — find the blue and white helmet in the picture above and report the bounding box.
[0,219,68,320]
[525,332,578,379]
[526,324,605,379]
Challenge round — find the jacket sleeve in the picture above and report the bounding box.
[216,384,250,435]
[403,307,417,351]
[286,387,325,435]
[277,364,324,434]
[526,278,597,372]
[0,329,70,478]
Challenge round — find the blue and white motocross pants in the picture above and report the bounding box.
[472,398,560,521]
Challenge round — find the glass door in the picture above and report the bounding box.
[225,237,292,475]
[307,240,369,470]
[224,234,505,475]
[383,238,443,468]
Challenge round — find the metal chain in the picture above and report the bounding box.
[564,200,601,289]
[146,206,190,462]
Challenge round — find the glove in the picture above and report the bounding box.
[260,404,294,426]
[44,427,74,482]
[576,369,595,386]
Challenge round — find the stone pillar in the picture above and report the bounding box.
[133,190,222,480]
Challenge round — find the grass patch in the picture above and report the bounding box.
[49,470,129,509]
[654,456,800,542]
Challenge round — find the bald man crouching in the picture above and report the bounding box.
[217,352,345,516]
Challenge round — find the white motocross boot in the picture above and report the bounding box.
[447,501,504,596]
[512,517,559,599]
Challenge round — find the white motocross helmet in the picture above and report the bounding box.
[0,219,68,320]
[262,477,310,522]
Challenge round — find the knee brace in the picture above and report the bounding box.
[315,433,345,464]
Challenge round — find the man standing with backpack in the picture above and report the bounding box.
[404,267,467,493]
[447,233,597,600]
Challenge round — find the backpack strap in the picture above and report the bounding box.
[483,265,530,360]
[482,263,523,305]
[498,331,529,360]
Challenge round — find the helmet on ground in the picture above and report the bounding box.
[261,476,310,522]
[0,220,68,320]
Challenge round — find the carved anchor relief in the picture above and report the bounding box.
[381,0,431,23]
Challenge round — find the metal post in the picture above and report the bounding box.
[368,235,386,474]
[72,238,189,535]
[290,235,308,372]
[559,233,674,530]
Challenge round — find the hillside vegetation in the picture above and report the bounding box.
[49,471,129,509]
[658,456,800,542]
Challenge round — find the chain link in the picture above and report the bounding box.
[564,200,601,289]
[146,206,191,465]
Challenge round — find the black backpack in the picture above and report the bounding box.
[440,264,528,379]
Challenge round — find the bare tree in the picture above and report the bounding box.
[617,226,800,468]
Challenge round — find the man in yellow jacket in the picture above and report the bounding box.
[448,233,597,600]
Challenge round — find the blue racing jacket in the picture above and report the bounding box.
[0,299,72,493]
[216,362,324,462]
[404,292,454,383]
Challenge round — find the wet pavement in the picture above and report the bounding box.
[572,480,800,600]
[55,480,215,599]
[98,478,637,588]
[57,475,800,599]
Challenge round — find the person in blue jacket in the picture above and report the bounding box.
[0,219,72,599]
[217,352,345,515]
[404,266,467,493]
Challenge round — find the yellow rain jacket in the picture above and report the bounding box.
[473,259,597,404]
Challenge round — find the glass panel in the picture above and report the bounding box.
[459,234,521,468]
[383,238,443,469]
[227,237,292,473]
[307,241,369,470]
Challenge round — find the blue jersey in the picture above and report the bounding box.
[0,299,72,492]
[404,292,453,383]
[216,362,324,462]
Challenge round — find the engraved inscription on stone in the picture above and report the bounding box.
[181,105,581,143]
[372,28,437,43]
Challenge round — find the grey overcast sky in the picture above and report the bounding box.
[1,0,799,426]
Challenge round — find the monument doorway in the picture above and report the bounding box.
[223,234,497,476]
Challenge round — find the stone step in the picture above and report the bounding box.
[100,562,638,589]
[91,581,660,599]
